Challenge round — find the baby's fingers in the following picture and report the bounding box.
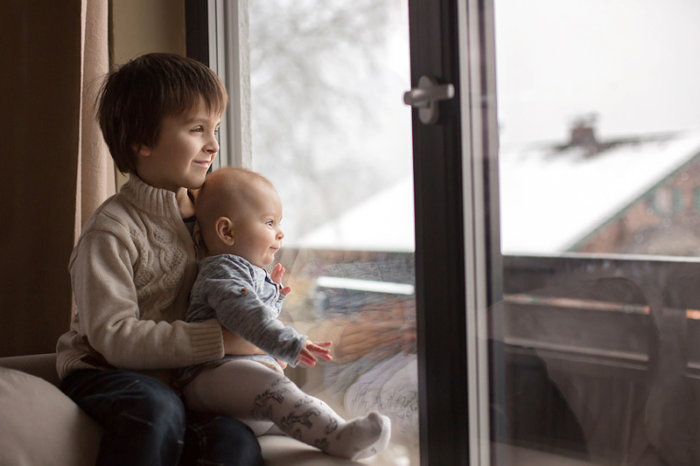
[313,341,333,349]
[298,352,317,367]
[271,263,286,282]
[308,342,333,361]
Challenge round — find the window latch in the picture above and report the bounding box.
[403,75,455,124]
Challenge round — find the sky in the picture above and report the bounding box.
[494,0,700,145]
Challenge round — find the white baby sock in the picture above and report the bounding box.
[322,411,392,460]
[253,378,391,459]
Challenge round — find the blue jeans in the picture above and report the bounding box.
[60,369,263,466]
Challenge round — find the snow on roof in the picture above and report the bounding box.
[294,176,415,252]
[500,131,700,254]
[294,130,700,254]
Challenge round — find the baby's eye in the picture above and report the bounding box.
[265,220,274,226]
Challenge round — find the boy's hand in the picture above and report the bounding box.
[271,263,291,295]
[296,340,333,367]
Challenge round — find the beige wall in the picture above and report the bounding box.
[112,0,186,65]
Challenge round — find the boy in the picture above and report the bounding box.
[181,167,392,460]
[56,53,262,465]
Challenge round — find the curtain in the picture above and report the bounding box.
[0,0,113,356]
[77,0,114,237]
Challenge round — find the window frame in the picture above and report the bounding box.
[186,0,251,170]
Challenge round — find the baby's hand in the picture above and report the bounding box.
[275,359,288,370]
[296,340,333,367]
[271,263,291,295]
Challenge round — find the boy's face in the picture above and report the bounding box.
[229,182,285,268]
[136,97,222,192]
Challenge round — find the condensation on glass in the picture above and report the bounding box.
[493,0,700,465]
[248,1,418,464]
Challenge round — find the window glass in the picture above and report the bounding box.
[492,1,700,464]
[497,0,700,257]
[248,1,418,464]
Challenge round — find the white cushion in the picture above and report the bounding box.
[0,367,100,466]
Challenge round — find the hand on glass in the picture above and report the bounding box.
[271,263,292,295]
[331,308,417,362]
[297,340,333,367]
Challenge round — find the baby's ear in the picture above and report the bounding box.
[215,217,235,246]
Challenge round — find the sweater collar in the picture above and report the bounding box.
[120,175,181,218]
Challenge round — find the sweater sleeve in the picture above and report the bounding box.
[197,259,306,365]
[70,228,224,370]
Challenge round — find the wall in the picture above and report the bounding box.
[112,0,186,65]
[0,0,185,357]
[0,1,83,357]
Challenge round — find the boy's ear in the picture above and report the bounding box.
[215,217,235,246]
[133,144,152,157]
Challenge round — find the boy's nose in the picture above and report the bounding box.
[206,133,219,154]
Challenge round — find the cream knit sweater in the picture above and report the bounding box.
[56,175,224,381]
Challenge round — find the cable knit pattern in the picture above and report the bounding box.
[56,175,225,381]
[135,223,184,315]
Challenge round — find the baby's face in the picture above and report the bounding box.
[229,182,284,267]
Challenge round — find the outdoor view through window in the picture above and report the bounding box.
[491,1,700,465]
[497,0,700,257]
[248,1,417,464]
[243,0,700,464]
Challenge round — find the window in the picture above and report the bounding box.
[206,1,420,463]
[493,0,700,464]
[200,1,700,464]
[497,0,700,257]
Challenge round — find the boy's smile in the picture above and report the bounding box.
[135,97,222,193]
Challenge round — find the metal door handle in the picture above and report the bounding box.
[403,75,455,124]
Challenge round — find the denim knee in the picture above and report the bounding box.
[182,413,263,466]
[120,380,186,440]
[63,370,190,465]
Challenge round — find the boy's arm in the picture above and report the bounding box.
[199,261,306,365]
[71,230,224,370]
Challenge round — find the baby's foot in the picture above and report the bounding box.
[326,411,391,460]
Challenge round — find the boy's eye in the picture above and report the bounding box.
[192,126,204,132]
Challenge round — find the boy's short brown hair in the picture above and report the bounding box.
[97,53,228,174]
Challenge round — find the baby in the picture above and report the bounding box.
[181,167,391,460]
